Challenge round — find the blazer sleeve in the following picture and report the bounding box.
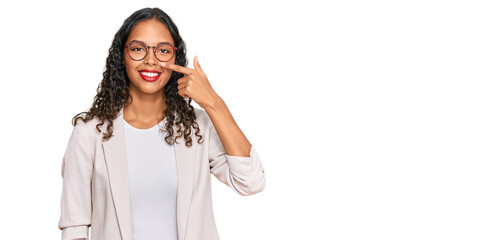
[208,120,266,196]
[58,121,94,240]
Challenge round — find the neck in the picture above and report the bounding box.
[123,88,168,123]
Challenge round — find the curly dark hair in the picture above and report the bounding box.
[72,7,203,147]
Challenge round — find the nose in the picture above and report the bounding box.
[144,47,157,65]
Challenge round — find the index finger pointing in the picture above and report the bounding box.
[161,63,194,75]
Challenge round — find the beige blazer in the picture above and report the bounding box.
[58,107,266,240]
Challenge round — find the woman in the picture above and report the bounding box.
[58,7,266,240]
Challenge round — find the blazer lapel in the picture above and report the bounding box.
[101,107,196,240]
[173,110,197,240]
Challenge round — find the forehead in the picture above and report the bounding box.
[126,18,174,45]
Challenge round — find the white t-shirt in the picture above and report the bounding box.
[124,118,178,240]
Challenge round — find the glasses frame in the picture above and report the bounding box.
[125,41,178,62]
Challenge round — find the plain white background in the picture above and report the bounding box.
[0,0,502,239]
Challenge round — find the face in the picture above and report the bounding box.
[123,18,176,96]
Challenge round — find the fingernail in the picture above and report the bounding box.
[161,62,166,67]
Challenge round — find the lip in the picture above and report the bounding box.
[139,69,161,73]
[138,69,161,82]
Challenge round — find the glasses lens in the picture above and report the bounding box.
[128,43,147,60]
[155,43,175,62]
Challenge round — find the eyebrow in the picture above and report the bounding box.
[129,40,174,46]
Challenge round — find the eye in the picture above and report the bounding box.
[131,47,144,52]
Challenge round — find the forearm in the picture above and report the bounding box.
[204,96,252,157]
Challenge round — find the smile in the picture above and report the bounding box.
[138,71,161,82]
[140,71,159,77]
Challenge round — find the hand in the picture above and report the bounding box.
[161,56,220,110]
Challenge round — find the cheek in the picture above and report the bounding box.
[163,71,173,81]
[124,61,138,76]
[123,54,135,70]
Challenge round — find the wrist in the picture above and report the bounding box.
[203,93,224,113]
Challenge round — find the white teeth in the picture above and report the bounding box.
[140,71,160,77]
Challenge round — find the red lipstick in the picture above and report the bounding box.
[138,69,161,82]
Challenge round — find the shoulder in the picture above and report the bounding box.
[72,115,104,141]
[193,107,213,130]
[193,107,209,121]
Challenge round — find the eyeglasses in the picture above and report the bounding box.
[125,40,177,62]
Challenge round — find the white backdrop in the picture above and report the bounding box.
[0,0,502,239]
